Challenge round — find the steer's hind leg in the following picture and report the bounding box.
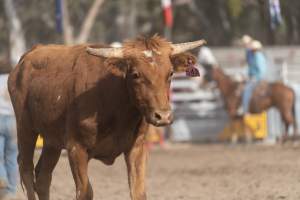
[67,143,93,200]
[35,145,61,200]
[17,118,38,200]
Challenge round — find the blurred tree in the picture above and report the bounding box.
[62,0,105,44]
[4,0,26,66]
[227,0,242,19]
[0,0,300,55]
[280,0,300,44]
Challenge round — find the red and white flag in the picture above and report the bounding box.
[161,0,173,28]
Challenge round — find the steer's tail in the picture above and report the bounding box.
[292,90,298,136]
[8,44,41,198]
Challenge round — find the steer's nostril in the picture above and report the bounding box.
[150,110,173,125]
[154,112,162,120]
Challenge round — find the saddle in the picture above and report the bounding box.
[252,81,271,98]
[249,81,271,113]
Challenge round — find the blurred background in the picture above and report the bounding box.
[2,0,300,46]
[2,1,300,199]
[1,0,300,52]
[2,0,300,147]
[2,0,300,150]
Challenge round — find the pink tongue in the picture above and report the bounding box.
[186,66,200,77]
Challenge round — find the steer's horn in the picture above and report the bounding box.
[86,47,124,58]
[171,39,206,55]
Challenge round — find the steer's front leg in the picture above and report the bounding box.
[124,126,148,200]
[67,142,93,200]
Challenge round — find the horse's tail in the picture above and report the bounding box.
[292,89,298,133]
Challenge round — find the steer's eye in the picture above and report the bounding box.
[131,72,140,79]
[168,71,174,81]
[170,71,174,77]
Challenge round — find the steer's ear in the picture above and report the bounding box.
[104,58,133,77]
[170,53,197,73]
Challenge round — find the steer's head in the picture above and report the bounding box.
[87,35,205,126]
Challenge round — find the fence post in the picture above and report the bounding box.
[281,60,288,84]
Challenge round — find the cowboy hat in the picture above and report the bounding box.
[250,40,263,50]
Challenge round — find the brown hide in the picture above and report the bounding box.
[8,36,198,200]
[206,67,243,118]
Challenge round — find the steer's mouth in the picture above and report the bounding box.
[145,110,174,127]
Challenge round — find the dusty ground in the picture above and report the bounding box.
[16,143,300,200]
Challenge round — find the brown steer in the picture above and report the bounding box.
[8,35,205,200]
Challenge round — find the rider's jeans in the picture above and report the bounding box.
[0,115,18,195]
[242,79,257,113]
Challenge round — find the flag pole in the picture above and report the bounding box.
[162,0,173,40]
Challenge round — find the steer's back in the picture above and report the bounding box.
[8,44,104,131]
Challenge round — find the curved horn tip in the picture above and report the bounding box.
[194,39,207,46]
[171,39,207,55]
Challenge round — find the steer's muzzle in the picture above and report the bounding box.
[148,110,173,127]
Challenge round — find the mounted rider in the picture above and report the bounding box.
[241,36,267,114]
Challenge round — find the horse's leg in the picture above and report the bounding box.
[228,121,238,145]
[281,112,293,143]
[283,122,290,143]
[279,111,290,144]
[293,121,298,140]
[231,133,238,145]
[244,124,253,144]
[35,145,61,200]
[292,106,298,139]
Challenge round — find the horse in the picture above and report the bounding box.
[203,65,297,142]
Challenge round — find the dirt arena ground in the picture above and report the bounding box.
[16,144,300,200]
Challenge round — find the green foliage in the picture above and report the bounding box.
[227,0,242,19]
[1,0,300,55]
